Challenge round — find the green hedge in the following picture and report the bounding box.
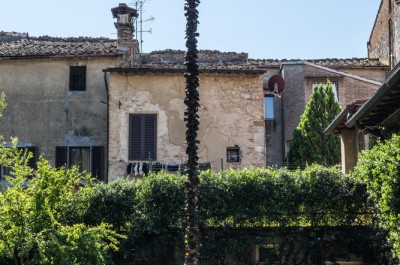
[63,165,370,264]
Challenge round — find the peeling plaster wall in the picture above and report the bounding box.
[0,57,118,168]
[107,72,265,180]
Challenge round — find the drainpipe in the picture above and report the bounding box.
[280,92,285,163]
[103,72,110,183]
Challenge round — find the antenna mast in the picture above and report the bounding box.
[132,0,154,61]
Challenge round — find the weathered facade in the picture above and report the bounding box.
[368,0,400,68]
[0,2,390,180]
[105,53,266,179]
[0,35,122,180]
[326,0,400,173]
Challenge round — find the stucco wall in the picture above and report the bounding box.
[0,56,118,171]
[107,72,265,180]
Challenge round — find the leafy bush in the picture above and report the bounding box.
[353,133,400,263]
[0,145,121,265]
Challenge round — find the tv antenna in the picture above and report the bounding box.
[132,0,154,57]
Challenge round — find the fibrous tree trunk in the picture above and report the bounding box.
[183,0,201,264]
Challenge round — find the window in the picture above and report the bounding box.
[69,66,86,91]
[55,146,104,180]
[129,114,157,160]
[264,94,275,120]
[0,146,38,179]
[312,82,339,102]
[226,146,240,163]
[255,244,278,264]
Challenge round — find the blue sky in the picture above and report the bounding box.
[1,0,381,59]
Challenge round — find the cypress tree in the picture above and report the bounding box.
[286,81,341,168]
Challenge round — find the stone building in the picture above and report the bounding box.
[0,34,121,181]
[248,58,386,167]
[0,3,389,180]
[326,0,400,173]
[368,0,400,69]
[105,51,266,179]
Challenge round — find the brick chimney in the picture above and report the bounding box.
[111,3,138,66]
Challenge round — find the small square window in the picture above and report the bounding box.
[226,146,240,163]
[69,66,86,91]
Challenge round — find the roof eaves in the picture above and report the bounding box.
[303,61,382,86]
[345,64,400,127]
[324,108,350,135]
[103,67,266,75]
[0,53,121,60]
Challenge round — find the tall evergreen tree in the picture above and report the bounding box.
[286,81,341,168]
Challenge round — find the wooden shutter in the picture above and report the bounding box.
[143,115,156,160]
[129,115,143,160]
[129,114,156,160]
[91,146,104,181]
[55,146,67,168]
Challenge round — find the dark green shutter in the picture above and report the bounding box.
[26,146,38,169]
[55,146,67,168]
[91,146,104,181]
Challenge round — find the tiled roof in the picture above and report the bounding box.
[0,34,388,69]
[248,58,387,68]
[0,36,119,58]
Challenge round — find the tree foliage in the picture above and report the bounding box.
[353,134,400,264]
[286,81,341,168]
[0,143,121,265]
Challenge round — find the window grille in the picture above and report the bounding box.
[226,146,240,163]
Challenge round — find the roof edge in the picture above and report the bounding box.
[303,61,382,86]
[324,108,350,135]
[103,67,266,75]
[345,63,400,127]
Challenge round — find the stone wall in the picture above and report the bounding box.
[107,71,265,180]
[0,56,118,173]
[368,0,393,66]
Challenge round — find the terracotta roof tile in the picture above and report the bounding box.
[0,34,388,69]
[0,36,119,57]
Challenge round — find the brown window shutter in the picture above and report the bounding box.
[144,115,156,160]
[129,114,157,160]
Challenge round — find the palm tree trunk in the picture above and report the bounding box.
[183,0,201,264]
